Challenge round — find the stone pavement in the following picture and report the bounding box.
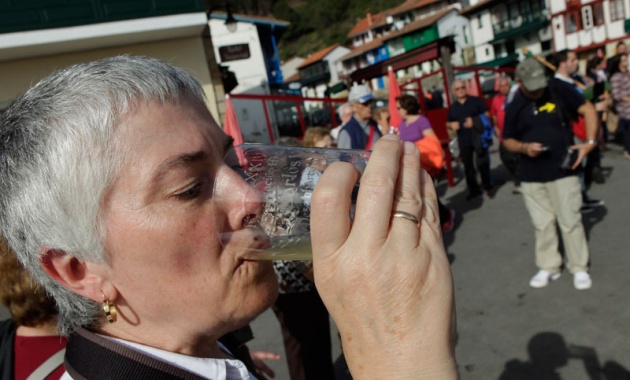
[1,143,628,380]
[248,143,630,379]
[444,142,630,380]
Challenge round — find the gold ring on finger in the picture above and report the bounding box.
[391,211,420,227]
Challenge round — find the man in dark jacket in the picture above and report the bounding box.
[337,84,382,150]
[447,80,495,200]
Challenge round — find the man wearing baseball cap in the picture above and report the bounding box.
[502,57,598,290]
[337,84,382,149]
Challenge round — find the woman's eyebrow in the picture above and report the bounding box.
[151,150,208,184]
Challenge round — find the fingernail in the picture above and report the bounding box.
[382,133,399,141]
[404,141,416,154]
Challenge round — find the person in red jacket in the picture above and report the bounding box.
[491,76,521,193]
[0,238,67,380]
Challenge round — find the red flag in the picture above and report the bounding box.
[468,75,480,97]
[388,66,402,132]
[223,94,243,146]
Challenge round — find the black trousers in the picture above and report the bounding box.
[272,290,334,380]
[620,118,630,153]
[499,143,520,184]
[460,145,493,194]
[438,199,450,225]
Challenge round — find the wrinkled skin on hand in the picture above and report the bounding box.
[310,135,457,379]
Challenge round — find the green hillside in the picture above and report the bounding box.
[206,0,406,60]
[274,0,404,59]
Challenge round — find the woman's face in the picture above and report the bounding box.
[396,102,407,118]
[314,134,332,148]
[100,98,277,353]
[620,55,628,71]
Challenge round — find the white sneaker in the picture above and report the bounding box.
[573,271,592,290]
[529,270,561,288]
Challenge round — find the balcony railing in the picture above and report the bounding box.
[493,11,548,35]
[299,71,331,87]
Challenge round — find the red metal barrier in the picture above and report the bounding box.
[228,93,346,144]
[228,66,515,186]
[399,66,516,186]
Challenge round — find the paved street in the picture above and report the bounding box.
[248,142,630,380]
[2,143,629,379]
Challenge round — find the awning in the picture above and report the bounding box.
[472,52,519,68]
[490,19,549,44]
[350,36,455,83]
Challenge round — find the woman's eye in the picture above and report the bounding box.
[176,183,203,200]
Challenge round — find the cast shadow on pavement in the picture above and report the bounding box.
[498,332,630,380]
[438,162,513,250]
[582,206,608,240]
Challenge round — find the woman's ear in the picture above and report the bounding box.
[39,248,114,302]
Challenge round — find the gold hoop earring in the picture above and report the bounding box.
[102,296,117,323]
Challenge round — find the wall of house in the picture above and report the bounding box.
[551,0,629,52]
[388,39,406,56]
[437,12,472,65]
[402,26,440,51]
[469,9,496,63]
[281,57,305,81]
[210,19,268,95]
[470,11,495,46]
[516,34,544,56]
[0,36,218,118]
[326,47,351,84]
[552,14,568,51]
[475,44,496,63]
[549,0,567,14]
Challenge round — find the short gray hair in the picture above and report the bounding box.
[337,102,351,115]
[0,55,206,334]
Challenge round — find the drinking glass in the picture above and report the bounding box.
[215,144,370,260]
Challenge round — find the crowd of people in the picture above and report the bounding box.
[325,46,629,294]
[0,44,627,379]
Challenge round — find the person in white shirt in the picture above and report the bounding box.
[0,56,456,380]
[553,49,605,213]
[330,102,353,143]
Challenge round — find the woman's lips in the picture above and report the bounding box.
[222,225,271,265]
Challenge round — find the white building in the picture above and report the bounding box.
[209,12,289,143]
[297,44,351,98]
[459,0,552,66]
[209,13,287,94]
[339,2,471,89]
[549,0,630,57]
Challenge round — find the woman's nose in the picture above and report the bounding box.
[214,164,264,230]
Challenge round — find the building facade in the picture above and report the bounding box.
[0,1,221,117]
[460,0,552,66]
[297,44,351,98]
[208,12,290,143]
[339,0,471,89]
[209,12,287,95]
[549,0,630,57]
